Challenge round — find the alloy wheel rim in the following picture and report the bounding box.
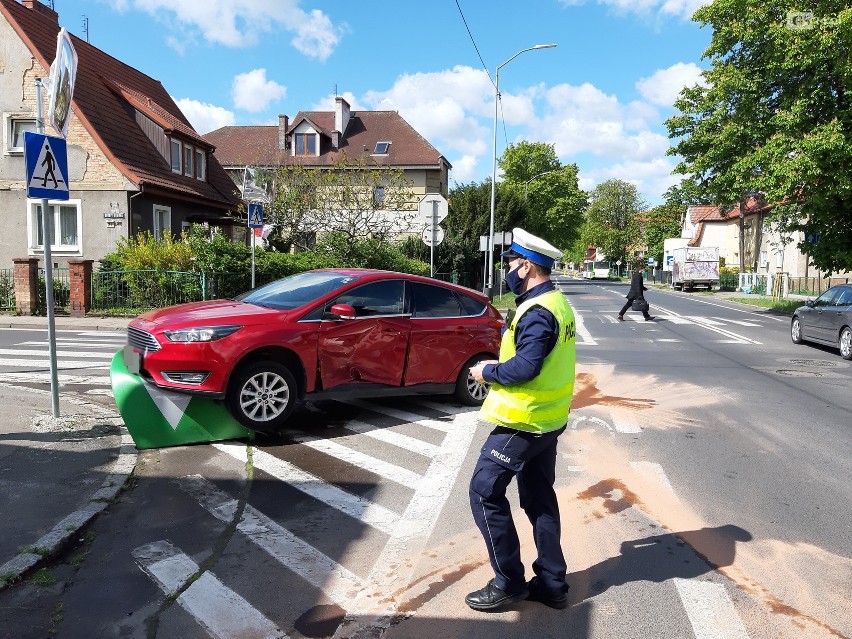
[792,320,800,341]
[841,329,851,358]
[240,372,290,421]
[466,375,490,401]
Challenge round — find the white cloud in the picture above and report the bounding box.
[636,62,707,107]
[123,0,343,59]
[558,0,710,19]
[449,155,479,184]
[173,97,236,134]
[581,157,681,204]
[232,69,286,113]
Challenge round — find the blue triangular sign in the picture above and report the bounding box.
[24,132,69,201]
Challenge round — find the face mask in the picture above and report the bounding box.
[505,262,527,295]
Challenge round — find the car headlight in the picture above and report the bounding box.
[163,325,242,343]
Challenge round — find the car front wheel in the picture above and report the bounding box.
[455,356,492,406]
[227,361,297,431]
[839,327,852,360]
[791,316,804,344]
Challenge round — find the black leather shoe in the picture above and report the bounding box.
[526,576,569,609]
[465,579,527,611]
[644,316,655,321]
[617,315,625,321]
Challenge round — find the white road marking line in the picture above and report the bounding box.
[686,316,725,326]
[84,389,114,397]
[709,317,761,327]
[331,410,479,639]
[292,434,422,488]
[574,310,597,345]
[0,372,110,384]
[213,443,400,535]
[657,338,681,342]
[343,420,439,457]
[629,461,676,494]
[75,331,127,337]
[16,340,124,348]
[178,475,363,607]
[653,307,762,344]
[341,399,454,434]
[409,400,472,415]
[0,348,114,358]
[133,540,286,639]
[611,417,642,433]
[678,296,788,322]
[673,578,750,639]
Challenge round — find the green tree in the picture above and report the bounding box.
[582,179,648,266]
[499,141,587,249]
[666,1,852,272]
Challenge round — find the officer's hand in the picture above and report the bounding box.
[470,360,498,383]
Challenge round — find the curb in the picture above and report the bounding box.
[0,395,138,590]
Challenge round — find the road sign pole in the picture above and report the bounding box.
[430,201,437,277]
[251,229,255,289]
[36,77,60,418]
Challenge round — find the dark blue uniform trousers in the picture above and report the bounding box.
[469,424,567,594]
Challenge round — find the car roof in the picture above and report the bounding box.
[313,268,490,302]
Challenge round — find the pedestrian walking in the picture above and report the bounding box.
[618,261,654,321]
[465,228,576,612]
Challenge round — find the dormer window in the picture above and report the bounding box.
[295,133,316,156]
[170,139,182,173]
[373,141,390,155]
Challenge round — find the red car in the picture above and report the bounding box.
[125,269,503,430]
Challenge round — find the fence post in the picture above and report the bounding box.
[12,258,39,315]
[67,260,94,317]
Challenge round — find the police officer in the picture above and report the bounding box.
[465,228,576,612]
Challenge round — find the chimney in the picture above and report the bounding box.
[334,96,350,139]
[331,131,340,149]
[22,0,59,23]
[278,114,289,151]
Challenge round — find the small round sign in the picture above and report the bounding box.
[422,225,445,246]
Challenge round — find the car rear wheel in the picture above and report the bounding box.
[839,327,852,360]
[227,361,297,431]
[791,316,804,344]
[455,356,492,406]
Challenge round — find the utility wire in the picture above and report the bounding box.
[455,0,495,88]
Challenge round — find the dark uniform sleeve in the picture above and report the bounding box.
[482,306,558,385]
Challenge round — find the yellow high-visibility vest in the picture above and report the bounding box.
[480,290,576,433]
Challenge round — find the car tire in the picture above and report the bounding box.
[791,316,804,344]
[226,360,297,431]
[455,356,492,406]
[839,327,852,360]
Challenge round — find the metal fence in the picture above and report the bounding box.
[91,270,204,315]
[786,276,851,297]
[38,267,70,313]
[0,268,15,311]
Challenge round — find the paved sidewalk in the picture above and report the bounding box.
[0,315,136,589]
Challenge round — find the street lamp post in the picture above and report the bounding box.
[486,44,556,300]
[523,168,560,199]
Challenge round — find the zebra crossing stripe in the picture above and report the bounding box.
[213,443,400,535]
[341,399,455,433]
[133,540,287,639]
[292,434,423,488]
[0,372,111,384]
[0,358,108,368]
[673,578,750,639]
[343,420,440,457]
[177,475,363,608]
[331,410,479,639]
[409,399,472,415]
[17,340,124,348]
[0,348,118,358]
[710,317,761,327]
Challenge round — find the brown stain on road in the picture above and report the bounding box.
[572,373,656,411]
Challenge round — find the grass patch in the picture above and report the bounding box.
[1,572,18,586]
[491,292,516,310]
[729,297,802,314]
[21,546,50,557]
[31,568,57,587]
[49,602,64,635]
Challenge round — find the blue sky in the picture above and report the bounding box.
[53,0,713,204]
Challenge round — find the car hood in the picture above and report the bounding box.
[133,299,289,329]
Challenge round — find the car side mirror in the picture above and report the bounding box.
[806,300,815,308]
[330,303,356,320]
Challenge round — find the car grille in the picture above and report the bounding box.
[127,327,161,352]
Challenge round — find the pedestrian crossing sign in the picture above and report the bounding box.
[248,203,263,229]
[24,132,69,200]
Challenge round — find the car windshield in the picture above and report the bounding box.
[236,272,358,310]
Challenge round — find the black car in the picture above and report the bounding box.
[790,284,852,360]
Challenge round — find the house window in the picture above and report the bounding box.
[153,205,171,240]
[184,144,194,177]
[170,139,182,173]
[374,186,386,208]
[195,149,206,180]
[373,141,390,155]
[295,133,316,156]
[28,199,82,253]
[6,117,37,154]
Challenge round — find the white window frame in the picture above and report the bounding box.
[373,141,390,155]
[26,198,83,256]
[183,144,194,177]
[195,149,206,180]
[153,205,172,240]
[170,139,182,173]
[5,114,37,155]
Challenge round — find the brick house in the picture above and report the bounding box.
[205,96,451,239]
[0,0,240,271]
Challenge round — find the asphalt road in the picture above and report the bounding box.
[0,279,849,639]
